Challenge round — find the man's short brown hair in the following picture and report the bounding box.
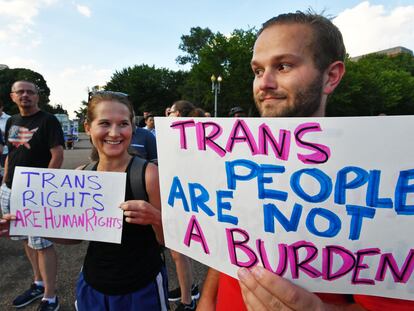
[258,10,346,72]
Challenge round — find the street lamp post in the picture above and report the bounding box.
[211,74,222,117]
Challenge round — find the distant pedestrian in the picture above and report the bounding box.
[144,113,156,136]
[130,115,158,162]
[167,100,200,311]
[1,80,64,311]
[0,98,7,170]
[228,106,246,117]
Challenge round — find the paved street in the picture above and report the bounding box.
[0,133,207,310]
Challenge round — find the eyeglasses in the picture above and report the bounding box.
[168,110,178,116]
[88,90,129,101]
[12,89,38,96]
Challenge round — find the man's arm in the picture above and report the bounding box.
[2,156,8,184]
[197,268,220,311]
[48,145,64,168]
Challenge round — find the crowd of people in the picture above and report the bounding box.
[1,10,413,311]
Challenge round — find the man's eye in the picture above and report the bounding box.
[253,68,264,76]
[278,64,292,72]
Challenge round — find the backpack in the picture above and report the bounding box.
[82,156,148,200]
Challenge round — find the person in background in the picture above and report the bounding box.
[188,107,206,118]
[138,111,151,128]
[144,113,156,136]
[129,115,158,162]
[1,80,64,311]
[167,99,200,311]
[165,107,171,117]
[0,98,10,169]
[204,111,212,117]
[228,106,246,117]
[198,10,414,311]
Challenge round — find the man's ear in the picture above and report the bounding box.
[322,61,345,95]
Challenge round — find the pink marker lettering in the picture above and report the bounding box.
[258,124,291,161]
[294,122,330,164]
[170,120,196,149]
[226,228,258,267]
[183,215,210,254]
[195,121,226,157]
[225,119,259,155]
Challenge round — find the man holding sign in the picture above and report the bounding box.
[197,11,414,311]
[0,81,64,311]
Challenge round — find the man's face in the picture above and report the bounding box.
[252,23,324,118]
[10,81,39,113]
[145,116,155,129]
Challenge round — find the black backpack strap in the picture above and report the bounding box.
[82,161,97,171]
[129,156,148,200]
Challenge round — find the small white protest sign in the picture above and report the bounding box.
[156,115,414,301]
[10,166,126,244]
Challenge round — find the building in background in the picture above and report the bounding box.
[54,113,79,149]
[351,46,413,61]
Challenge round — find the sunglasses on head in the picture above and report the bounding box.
[88,90,129,101]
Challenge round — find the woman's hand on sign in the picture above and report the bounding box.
[0,214,15,237]
[120,200,161,226]
[238,266,327,311]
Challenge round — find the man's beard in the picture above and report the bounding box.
[255,74,324,118]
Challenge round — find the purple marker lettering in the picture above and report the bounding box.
[20,171,40,187]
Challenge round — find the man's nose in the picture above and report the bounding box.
[259,70,277,90]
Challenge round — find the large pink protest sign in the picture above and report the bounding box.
[10,167,126,244]
[156,116,414,300]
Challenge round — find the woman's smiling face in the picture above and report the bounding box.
[85,100,133,159]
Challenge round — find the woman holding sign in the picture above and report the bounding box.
[76,91,167,311]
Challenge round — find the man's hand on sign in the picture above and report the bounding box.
[120,200,161,227]
[237,266,365,311]
[0,214,15,237]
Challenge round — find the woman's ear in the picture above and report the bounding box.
[84,121,91,135]
[322,61,346,95]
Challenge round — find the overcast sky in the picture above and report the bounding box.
[1,0,413,118]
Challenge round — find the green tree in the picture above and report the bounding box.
[0,68,56,115]
[105,64,188,115]
[178,27,257,116]
[328,54,414,116]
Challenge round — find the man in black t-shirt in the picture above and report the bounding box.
[0,81,64,311]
